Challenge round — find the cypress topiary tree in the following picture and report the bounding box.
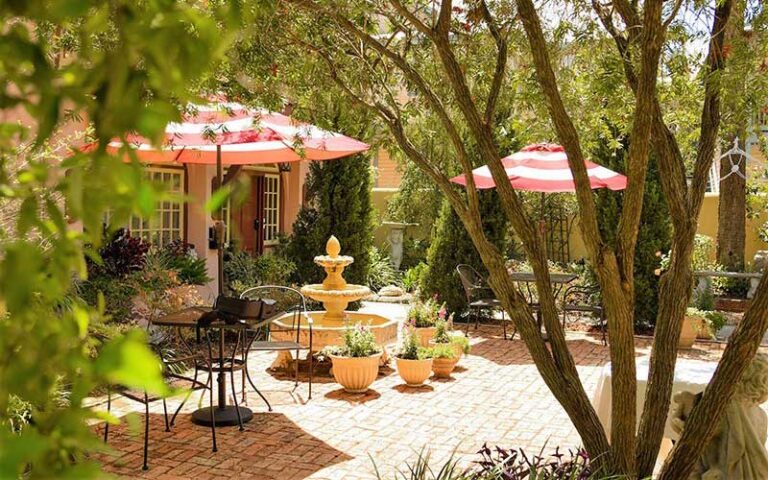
[594,130,671,330]
[420,190,508,316]
[285,153,375,287]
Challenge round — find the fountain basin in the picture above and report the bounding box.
[269,311,399,369]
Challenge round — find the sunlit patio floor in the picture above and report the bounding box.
[92,303,730,479]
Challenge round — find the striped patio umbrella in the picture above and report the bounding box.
[450,143,627,192]
[92,102,370,165]
[85,100,369,293]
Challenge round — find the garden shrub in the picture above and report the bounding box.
[160,240,211,285]
[594,131,671,331]
[420,190,508,316]
[87,228,150,279]
[402,261,428,293]
[366,246,402,291]
[223,249,296,295]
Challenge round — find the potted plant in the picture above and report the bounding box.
[325,322,383,393]
[408,297,446,346]
[429,319,470,361]
[430,344,459,378]
[394,324,433,387]
[684,307,727,344]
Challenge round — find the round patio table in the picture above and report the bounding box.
[591,356,717,467]
[153,307,254,427]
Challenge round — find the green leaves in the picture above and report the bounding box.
[94,330,170,397]
[0,1,243,477]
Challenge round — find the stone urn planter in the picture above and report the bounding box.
[395,357,433,387]
[431,356,459,378]
[330,353,382,393]
[679,315,699,349]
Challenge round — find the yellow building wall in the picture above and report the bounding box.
[568,193,768,265]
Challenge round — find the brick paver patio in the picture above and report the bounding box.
[93,303,727,479]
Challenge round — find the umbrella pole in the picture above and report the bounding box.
[216,144,224,296]
[540,192,547,256]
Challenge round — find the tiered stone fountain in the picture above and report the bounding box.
[270,236,398,369]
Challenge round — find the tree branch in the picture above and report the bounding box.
[479,0,508,124]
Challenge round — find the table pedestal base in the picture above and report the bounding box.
[191,406,253,427]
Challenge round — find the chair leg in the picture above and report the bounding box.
[104,389,111,443]
[308,351,313,401]
[172,366,199,427]
[162,398,170,433]
[294,349,300,391]
[474,307,480,330]
[142,393,149,471]
[502,309,507,340]
[601,311,607,346]
[241,340,248,404]
[245,367,272,412]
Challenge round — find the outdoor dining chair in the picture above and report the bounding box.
[561,284,606,345]
[102,328,207,471]
[456,264,513,340]
[239,286,314,409]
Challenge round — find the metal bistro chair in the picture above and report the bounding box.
[456,264,513,340]
[103,328,207,471]
[239,286,313,409]
[561,284,606,345]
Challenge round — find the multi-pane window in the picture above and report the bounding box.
[264,174,280,245]
[130,168,184,247]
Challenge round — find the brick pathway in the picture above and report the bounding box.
[93,305,727,480]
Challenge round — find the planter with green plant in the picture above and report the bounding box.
[430,344,459,378]
[394,323,433,387]
[429,319,470,361]
[684,308,727,343]
[324,322,383,393]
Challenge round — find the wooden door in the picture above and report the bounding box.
[230,173,266,255]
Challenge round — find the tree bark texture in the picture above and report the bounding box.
[717,139,747,271]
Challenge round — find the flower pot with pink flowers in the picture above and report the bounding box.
[407,296,451,346]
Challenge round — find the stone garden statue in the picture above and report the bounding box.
[670,353,768,479]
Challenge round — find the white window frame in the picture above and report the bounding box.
[129,167,185,247]
[263,174,280,246]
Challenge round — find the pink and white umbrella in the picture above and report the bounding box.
[87,101,369,164]
[84,100,369,293]
[450,143,627,192]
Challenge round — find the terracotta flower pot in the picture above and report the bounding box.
[395,357,433,386]
[431,357,459,378]
[330,353,382,393]
[679,316,699,349]
[416,327,436,347]
[429,340,464,361]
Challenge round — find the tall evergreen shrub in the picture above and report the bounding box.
[594,131,671,330]
[285,154,375,286]
[420,190,508,315]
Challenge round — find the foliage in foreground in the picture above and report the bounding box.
[0,1,239,477]
[374,444,624,480]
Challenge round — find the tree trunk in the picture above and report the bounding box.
[717,135,747,271]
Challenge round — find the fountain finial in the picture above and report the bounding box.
[326,235,341,258]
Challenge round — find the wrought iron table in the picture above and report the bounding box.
[153,307,254,428]
[508,271,578,338]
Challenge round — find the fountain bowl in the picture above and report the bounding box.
[268,310,399,369]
